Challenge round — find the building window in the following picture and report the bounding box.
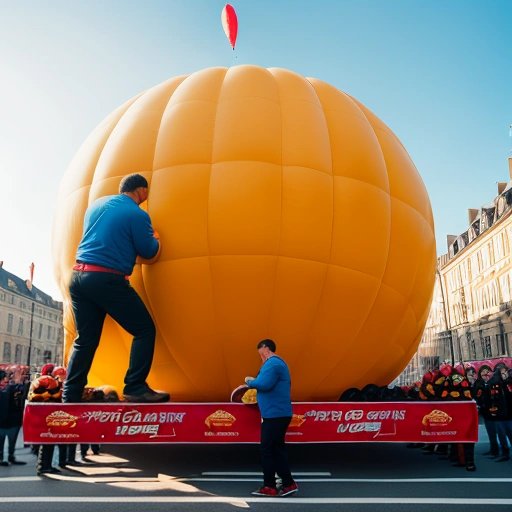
[466,260,472,282]
[7,313,13,333]
[43,350,52,363]
[500,273,512,303]
[496,333,508,355]
[38,323,43,339]
[15,344,22,364]
[47,325,52,340]
[481,336,493,358]
[494,233,505,261]
[468,334,477,360]
[3,342,11,362]
[503,230,510,256]
[470,254,479,277]
[17,318,24,336]
[480,246,490,271]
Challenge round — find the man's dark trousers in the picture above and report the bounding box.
[260,416,293,488]
[63,271,156,402]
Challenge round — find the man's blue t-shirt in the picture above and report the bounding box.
[76,194,159,275]
[248,356,292,418]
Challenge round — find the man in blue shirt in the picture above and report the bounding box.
[63,173,169,404]
[245,339,298,497]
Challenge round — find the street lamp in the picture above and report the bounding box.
[436,268,455,365]
[26,300,35,367]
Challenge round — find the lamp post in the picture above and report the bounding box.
[26,300,35,367]
[436,268,455,365]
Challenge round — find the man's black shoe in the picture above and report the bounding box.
[37,466,62,475]
[0,461,8,466]
[66,459,88,466]
[8,458,27,465]
[123,389,170,403]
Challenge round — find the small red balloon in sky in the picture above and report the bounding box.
[221,4,238,50]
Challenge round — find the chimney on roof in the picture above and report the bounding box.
[447,235,457,250]
[468,209,479,224]
[498,182,508,195]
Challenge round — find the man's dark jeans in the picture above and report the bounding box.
[63,271,156,402]
[483,417,502,455]
[0,426,20,460]
[260,416,293,488]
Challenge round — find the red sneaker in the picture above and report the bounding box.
[251,486,279,496]
[280,482,299,497]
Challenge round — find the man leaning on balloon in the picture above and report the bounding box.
[62,173,170,404]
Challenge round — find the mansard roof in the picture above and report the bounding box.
[0,266,61,309]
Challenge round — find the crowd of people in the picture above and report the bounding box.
[410,359,512,471]
[0,363,108,473]
[339,357,512,471]
[3,353,512,479]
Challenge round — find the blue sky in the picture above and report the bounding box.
[1,0,511,299]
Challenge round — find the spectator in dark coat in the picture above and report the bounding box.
[0,370,27,465]
[474,364,508,459]
[488,366,512,461]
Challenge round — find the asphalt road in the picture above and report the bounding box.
[1,423,512,511]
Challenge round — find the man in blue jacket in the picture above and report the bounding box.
[63,173,169,404]
[245,339,298,497]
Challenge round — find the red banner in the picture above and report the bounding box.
[23,401,478,444]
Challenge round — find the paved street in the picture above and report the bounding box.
[1,423,512,511]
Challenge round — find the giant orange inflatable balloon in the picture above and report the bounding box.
[53,66,436,402]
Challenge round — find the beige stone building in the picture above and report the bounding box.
[0,263,63,369]
[400,158,512,384]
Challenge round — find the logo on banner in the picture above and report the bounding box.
[205,410,236,428]
[289,414,306,427]
[422,409,452,428]
[45,410,79,428]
